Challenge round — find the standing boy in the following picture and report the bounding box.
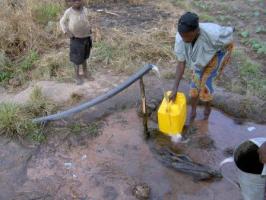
[60,0,93,85]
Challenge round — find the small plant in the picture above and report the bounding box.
[85,122,102,137]
[93,41,115,64]
[20,50,39,72]
[231,48,266,100]
[243,39,266,55]
[0,52,12,82]
[249,39,266,55]
[240,31,249,38]
[70,123,83,134]
[29,132,46,143]
[69,122,101,137]
[24,86,57,117]
[255,26,266,34]
[239,60,261,78]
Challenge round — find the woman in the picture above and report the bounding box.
[170,12,234,123]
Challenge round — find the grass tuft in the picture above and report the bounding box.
[0,103,39,138]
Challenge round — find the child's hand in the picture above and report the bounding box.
[258,142,266,164]
[65,31,74,38]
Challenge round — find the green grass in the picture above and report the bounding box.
[0,87,58,141]
[171,0,192,10]
[0,50,39,85]
[199,13,216,22]
[192,1,210,11]
[32,51,73,81]
[0,103,39,138]
[24,86,57,117]
[93,41,116,65]
[239,60,261,78]
[20,50,39,72]
[231,49,266,100]
[248,39,266,55]
[33,3,63,25]
[69,122,102,137]
[0,52,12,82]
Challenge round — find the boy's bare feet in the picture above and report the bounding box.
[82,62,94,81]
[84,73,95,81]
[75,77,83,85]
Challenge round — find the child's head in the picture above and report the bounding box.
[178,12,200,43]
[70,0,83,10]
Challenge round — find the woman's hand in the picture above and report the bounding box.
[169,90,177,102]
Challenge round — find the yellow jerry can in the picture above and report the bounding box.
[158,91,186,135]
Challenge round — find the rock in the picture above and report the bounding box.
[132,183,150,200]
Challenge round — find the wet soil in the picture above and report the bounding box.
[1,89,266,200]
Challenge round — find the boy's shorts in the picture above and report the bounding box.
[70,36,92,65]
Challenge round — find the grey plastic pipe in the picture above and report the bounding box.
[33,64,155,123]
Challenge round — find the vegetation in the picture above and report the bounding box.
[0,87,57,141]
[69,122,102,137]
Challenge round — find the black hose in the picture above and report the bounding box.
[33,64,155,123]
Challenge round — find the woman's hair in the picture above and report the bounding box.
[178,12,199,33]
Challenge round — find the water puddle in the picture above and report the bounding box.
[1,107,266,200]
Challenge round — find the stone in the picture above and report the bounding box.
[132,183,150,200]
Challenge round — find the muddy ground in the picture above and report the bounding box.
[1,99,266,200]
[0,0,266,200]
[1,78,266,200]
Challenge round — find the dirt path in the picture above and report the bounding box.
[0,72,127,104]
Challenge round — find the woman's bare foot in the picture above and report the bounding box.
[189,96,198,124]
[75,77,83,85]
[203,102,211,120]
[189,110,197,124]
